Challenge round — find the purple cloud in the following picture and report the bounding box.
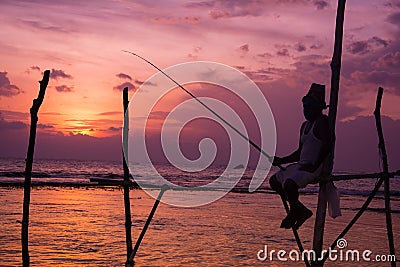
[346,37,388,55]
[384,1,400,8]
[21,20,72,33]
[116,73,132,80]
[0,110,28,122]
[98,111,121,116]
[50,69,73,80]
[233,65,246,70]
[372,51,400,69]
[294,43,307,52]
[185,1,215,8]
[209,10,231,19]
[310,43,323,50]
[257,52,272,58]
[371,36,389,47]
[38,124,55,129]
[239,44,250,53]
[0,71,21,97]
[25,66,41,74]
[347,40,370,55]
[387,11,400,26]
[108,126,121,132]
[185,0,266,19]
[314,0,328,10]
[184,0,329,19]
[134,79,144,85]
[30,66,41,72]
[241,67,282,83]
[142,80,157,86]
[187,46,203,59]
[113,82,136,91]
[152,16,201,24]
[277,48,290,57]
[0,119,27,131]
[350,70,400,95]
[55,85,73,92]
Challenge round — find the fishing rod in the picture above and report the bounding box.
[121,51,313,267]
[122,50,283,171]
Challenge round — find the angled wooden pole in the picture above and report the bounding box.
[321,87,396,265]
[21,70,50,267]
[321,176,384,263]
[123,87,134,266]
[373,87,396,267]
[127,185,168,267]
[280,195,311,267]
[312,1,346,266]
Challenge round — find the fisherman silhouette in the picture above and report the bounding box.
[269,83,331,230]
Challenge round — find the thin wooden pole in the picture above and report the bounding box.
[124,49,306,266]
[373,87,396,267]
[123,87,133,266]
[321,176,384,263]
[280,195,311,267]
[127,186,168,266]
[321,87,396,264]
[312,1,346,266]
[328,171,399,181]
[275,164,310,266]
[312,189,328,266]
[21,70,50,267]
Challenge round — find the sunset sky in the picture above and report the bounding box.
[1,0,399,172]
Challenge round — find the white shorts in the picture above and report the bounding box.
[275,163,323,188]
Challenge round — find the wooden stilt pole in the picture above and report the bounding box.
[280,195,311,267]
[321,176,384,263]
[21,70,50,267]
[127,185,168,267]
[373,87,396,267]
[321,87,396,264]
[328,171,399,181]
[123,87,134,266]
[312,190,327,266]
[312,1,346,266]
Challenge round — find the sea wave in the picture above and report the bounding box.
[0,158,399,198]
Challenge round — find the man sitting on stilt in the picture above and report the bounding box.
[269,83,331,230]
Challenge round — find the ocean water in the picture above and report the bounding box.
[0,158,399,266]
[1,158,399,197]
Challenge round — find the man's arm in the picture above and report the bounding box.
[273,122,306,166]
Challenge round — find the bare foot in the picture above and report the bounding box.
[293,206,313,230]
[280,210,296,229]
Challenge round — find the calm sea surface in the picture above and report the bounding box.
[0,158,399,266]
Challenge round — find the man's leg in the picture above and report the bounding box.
[269,174,286,200]
[283,179,299,208]
[283,179,312,230]
[279,179,299,228]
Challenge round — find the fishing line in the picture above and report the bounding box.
[122,50,283,171]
